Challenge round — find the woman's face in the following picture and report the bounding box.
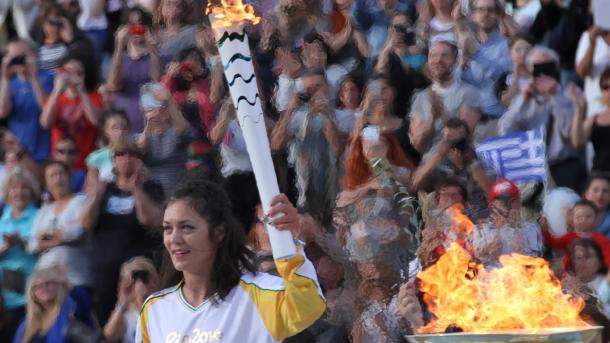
[144,107,170,133]
[379,80,395,107]
[333,0,352,11]
[113,152,139,176]
[7,179,33,210]
[339,80,361,110]
[163,200,220,274]
[362,137,389,163]
[45,164,70,198]
[302,41,328,69]
[104,116,129,145]
[510,39,531,68]
[161,0,184,22]
[61,60,85,88]
[573,246,602,283]
[584,179,610,211]
[32,279,60,305]
[42,14,62,42]
[430,0,454,12]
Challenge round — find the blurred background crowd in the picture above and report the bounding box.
[0,0,610,341]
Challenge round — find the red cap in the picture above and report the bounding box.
[490,178,520,201]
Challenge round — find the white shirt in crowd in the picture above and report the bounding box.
[77,0,107,31]
[27,194,92,287]
[575,31,610,117]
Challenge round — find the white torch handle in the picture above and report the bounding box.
[213,23,296,260]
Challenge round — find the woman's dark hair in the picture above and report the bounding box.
[38,3,69,29]
[123,6,153,27]
[154,0,189,28]
[99,109,131,145]
[435,177,468,202]
[159,177,256,301]
[568,239,608,276]
[60,54,99,92]
[508,32,535,48]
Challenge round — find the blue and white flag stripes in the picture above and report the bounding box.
[475,127,547,183]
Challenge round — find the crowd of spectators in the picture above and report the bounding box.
[0,0,610,341]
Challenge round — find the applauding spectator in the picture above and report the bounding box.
[575,24,610,117]
[461,0,511,118]
[0,39,53,163]
[107,9,162,133]
[102,257,159,343]
[40,56,104,171]
[12,267,98,343]
[137,82,190,196]
[28,161,92,289]
[570,68,610,174]
[0,169,40,317]
[499,46,585,191]
[82,139,163,325]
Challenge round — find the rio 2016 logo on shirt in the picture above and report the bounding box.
[165,328,223,343]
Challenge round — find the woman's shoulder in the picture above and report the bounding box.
[141,284,182,310]
[239,271,287,292]
[86,148,111,166]
[70,193,91,206]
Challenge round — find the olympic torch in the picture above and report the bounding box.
[206,0,296,259]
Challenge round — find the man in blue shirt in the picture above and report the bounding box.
[0,39,54,163]
[461,0,511,118]
[353,0,412,61]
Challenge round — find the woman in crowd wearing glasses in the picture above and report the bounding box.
[12,267,98,343]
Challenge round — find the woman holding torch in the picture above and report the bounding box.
[135,178,326,343]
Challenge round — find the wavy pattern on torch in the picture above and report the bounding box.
[235,93,259,111]
[223,53,252,70]
[217,30,246,47]
[239,112,264,125]
[228,73,256,87]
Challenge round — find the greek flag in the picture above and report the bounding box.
[475,128,547,183]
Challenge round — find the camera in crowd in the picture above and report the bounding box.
[8,55,26,66]
[532,61,559,81]
[131,270,150,284]
[393,25,416,46]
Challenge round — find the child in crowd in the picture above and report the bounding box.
[583,175,610,238]
[85,110,131,183]
[544,200,610,271]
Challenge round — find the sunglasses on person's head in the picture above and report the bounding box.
[56,148,76,155]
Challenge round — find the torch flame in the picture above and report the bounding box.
[417,243,587,334]
[206,0,261,29]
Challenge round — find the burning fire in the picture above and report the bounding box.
[417,243,587,334]
[443,204,474,247]
[206,0,261,29]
